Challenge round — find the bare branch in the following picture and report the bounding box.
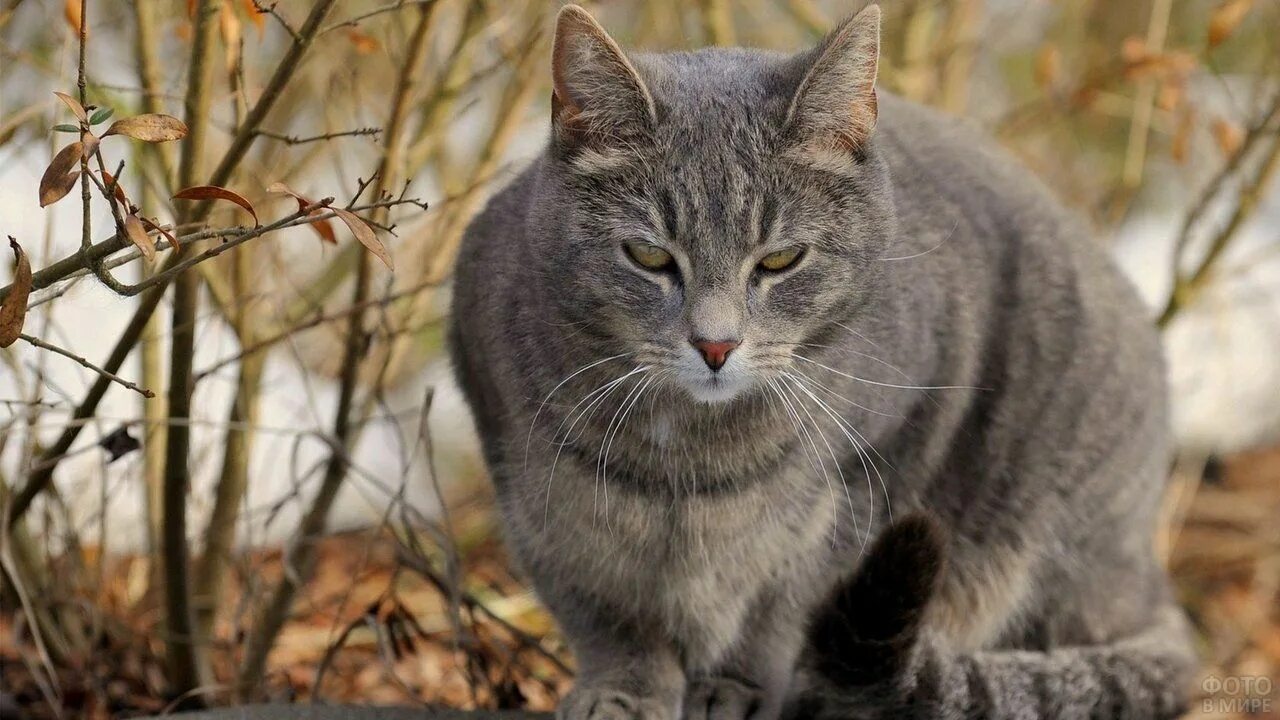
[17,333,154,398]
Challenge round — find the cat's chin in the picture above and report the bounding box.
[679,375,751,405]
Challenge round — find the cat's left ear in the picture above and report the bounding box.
[551,5,656,150]
[784,4,881,157]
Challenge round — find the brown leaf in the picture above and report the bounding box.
[1120,36,1147,64]
[1208,0,1253,48]
[39,171,80,207]
[1211,117,1243,158]
[123,214,156,261]
[39,141,89,207]
[140,217,180,252]
[100,169,128,204]
[1156,81,1185,112]
[0,237,32,348]
[239,0,265,33]
[102,114,189,143]
[172,185,259,225]
[53,91,87,123]
[267,182,336,244]
[1033,44,1060,90]
[1172,109,1195,164]
[220,0,242,73]
[63,0,83,35]
[347,28,379,55]
[266,181,310,206]
[334,208,393,271]
[309,216,338,244]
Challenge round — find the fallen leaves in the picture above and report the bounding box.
[173,185,259,225]
[0,237,32,348]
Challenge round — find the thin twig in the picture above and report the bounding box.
[255,127,381,145]
[17,334,154,398]
[251,0,301,41]
[319,0,437,35]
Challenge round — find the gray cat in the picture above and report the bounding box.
[448,4,1196,719]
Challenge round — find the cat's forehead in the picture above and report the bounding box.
[633,48,798,148]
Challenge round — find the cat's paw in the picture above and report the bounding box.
[684,678,766,720]
[558,687,675,720]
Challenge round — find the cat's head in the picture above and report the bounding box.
[534,4,895,405]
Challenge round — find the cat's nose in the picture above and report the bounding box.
[691,338,739,371]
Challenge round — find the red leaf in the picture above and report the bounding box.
[100,169,128,204]
[172,185,259,225]
[140,217,180,252]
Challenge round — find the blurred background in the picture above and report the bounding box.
[0,0,1277,717]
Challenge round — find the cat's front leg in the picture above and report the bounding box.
[552,591,686,720]
[685,595,809,720]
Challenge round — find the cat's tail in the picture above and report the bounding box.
[804,516,1196,720]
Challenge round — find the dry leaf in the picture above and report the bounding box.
[1172,109,1195,164]
[172,185,259,225]
[347,28,379,55]
[124,214,156,261]
[0,236,32,348]
[267,182,337,244]
[239,0,265,33]
[140,217,180,252]
[309,216,338,244]
[220,0,242,73]
[100,169,128,204]
[39,141,90,207]
[102,114,189,143]
[53,91,87,123]
[1211,117,1244,157]
[63,0,83,35]
[334,208,393,271]
[266,181,309,203]
[1156,81,1185,112]
[1120,36,1147,64]
[1208,0,1253,48]
[1033,44,1061,90]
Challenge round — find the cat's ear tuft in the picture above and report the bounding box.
[785,3,881,157]
[551,5,656,150]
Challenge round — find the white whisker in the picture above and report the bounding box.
[525,352,632,469]
[795,354,985,391]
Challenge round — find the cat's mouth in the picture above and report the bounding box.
[678,369,752,404]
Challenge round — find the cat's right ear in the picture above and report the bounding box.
[551,5,656,151]
[783,4,881,161]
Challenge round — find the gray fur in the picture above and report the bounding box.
[449,4,1195,719]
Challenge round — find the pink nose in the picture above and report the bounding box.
[691,338,739,371]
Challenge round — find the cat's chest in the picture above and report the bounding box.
[525,471,833,667]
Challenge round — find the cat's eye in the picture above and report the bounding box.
[625,242,675,271]
[758,246,804,272]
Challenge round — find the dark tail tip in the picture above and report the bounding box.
[808,514,948,687]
